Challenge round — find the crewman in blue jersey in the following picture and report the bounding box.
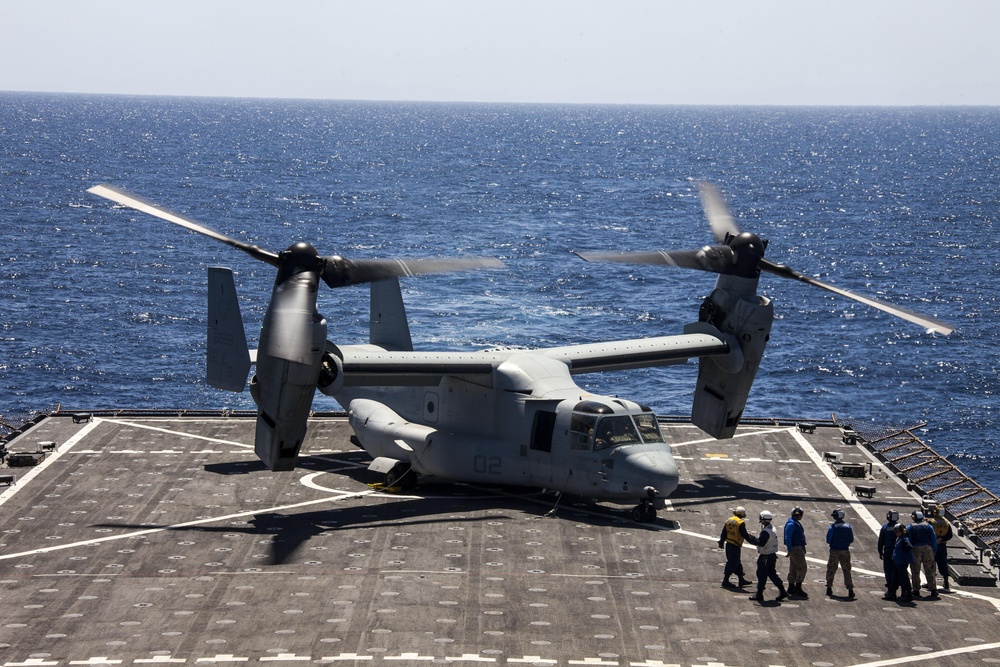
[826,507,855,598]
[885,523,914,602]
[718,506,757,587]
[907,510,938,598]
[877,510,900,592]
[783,507,808,598]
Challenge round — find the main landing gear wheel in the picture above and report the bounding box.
[632,500,657,523]
[385,464,417,492]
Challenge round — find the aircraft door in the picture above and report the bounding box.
[527,409,556,484]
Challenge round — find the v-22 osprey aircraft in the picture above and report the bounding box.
[88,183,953,522]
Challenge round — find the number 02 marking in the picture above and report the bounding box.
[474,455,502,475]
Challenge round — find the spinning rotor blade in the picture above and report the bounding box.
[321,256,506,288]
[760,259,954,335]
[88,184,279,266]
[574,247,735,273]
[577,180,954,335]
[698,181,741,242]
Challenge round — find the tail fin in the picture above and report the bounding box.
[207,266,252,391]
[370,278,413,351]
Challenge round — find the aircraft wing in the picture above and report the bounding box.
[334,331,729,387]
[339,347,505,386]
[536,331,729,374]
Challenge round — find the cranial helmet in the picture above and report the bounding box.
[929,505,941,518]
[886,510,899,522]
[831,508,845,521]
[912,510,924,522]
[734,506,747,518]
[791,507,804,519]
[760,510,773,523]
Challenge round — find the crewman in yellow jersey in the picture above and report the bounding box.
[928,505,954,592]
[718,506,758,587]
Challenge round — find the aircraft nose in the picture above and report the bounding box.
[623,449,679,497]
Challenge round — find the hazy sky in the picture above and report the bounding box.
[2,0,998,106]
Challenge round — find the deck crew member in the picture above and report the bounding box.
[825,507,855,599]
[928,505,953,591]
[877,510,900,591]
[783,507,808,598]
[907,510,939,598]
[718,506,757,587]
[884,523,914,602]
[750,510,788,602]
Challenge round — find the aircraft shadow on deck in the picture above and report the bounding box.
[671,474,845,511]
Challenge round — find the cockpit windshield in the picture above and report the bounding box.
[571,408,666,451]
[594,415,641,450]
[634,413,664,443]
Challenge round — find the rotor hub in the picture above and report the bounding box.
[727,232,767,278]
[276,242,323,282]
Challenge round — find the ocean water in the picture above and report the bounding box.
[2,94,999,489]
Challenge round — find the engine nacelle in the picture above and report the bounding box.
[690,275,774,439]
[252,355,321,471]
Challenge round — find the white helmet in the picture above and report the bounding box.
[759,510,773,523]
[734,506,747,518]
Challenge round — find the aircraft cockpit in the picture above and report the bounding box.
[569,401,664,451]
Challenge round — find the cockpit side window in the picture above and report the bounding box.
[634,413,664,443]
[594,415,641,450]
[570,414,598,451]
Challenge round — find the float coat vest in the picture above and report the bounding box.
[724,516,746,546]
[757,524,778,555]
[931,517,953,542]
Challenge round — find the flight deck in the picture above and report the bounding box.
[1,413,999,667]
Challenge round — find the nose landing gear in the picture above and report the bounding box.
[632,498,657,523]
[631,486,659,523]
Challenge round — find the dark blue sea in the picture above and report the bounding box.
[2,93,998,490]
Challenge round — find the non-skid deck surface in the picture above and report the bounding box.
[1,414,998,667]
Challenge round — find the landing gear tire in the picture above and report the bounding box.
[385,464,417,492]
[632,501,657,523]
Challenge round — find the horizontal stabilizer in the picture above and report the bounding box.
[207,266,251,392]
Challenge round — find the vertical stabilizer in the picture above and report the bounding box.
[370,278,413,351]
[207,266,252,391]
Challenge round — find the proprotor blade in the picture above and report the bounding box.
[321,256,505,288]
[761,258,954,335]
[88,184,279,267]
[574,247,736,274]
[698,181,741,242]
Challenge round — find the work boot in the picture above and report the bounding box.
[749,591,764,602]
[797,586,809,599]
[942,577,950,592]
[847,589,856,599]
[721,579,733,588]
[776,588,788,601]
[738,577,753,587]
[826,586,833,596]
